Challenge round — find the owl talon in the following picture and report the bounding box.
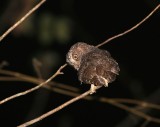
[104,83,108,87]
[90,84,97,94]
[101,77,108,87]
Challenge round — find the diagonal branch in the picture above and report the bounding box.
[0,64,67,105]
[0,69,79,92]
[99,97,160,124]
[1,67,160,123]
[96,4,160,48]
[1,3,160,127]
[1,69,160,111]
[110,98,160,110]
[17,90,92,127]
[0,0,46,42]
[1,69,160,125]
[18,89,160,127]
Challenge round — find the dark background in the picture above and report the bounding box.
[0,0,160,127]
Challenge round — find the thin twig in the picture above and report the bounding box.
[18,88,160,127]
[1,75,160,110]
[1,71,160,124]
[0,76,80,97]
[96,4,160,48]
[17,90,92,127]
[0,77,24,81]
[1,69,160,122]
[17,93,160,126]
[0,69,42,84]
[99,97,160,124]
[0,0,46,42]
[0,69,79,92]
[0,64,66,105]
[111,98,160,110]
[1,3,160,127]
[1,70,160,110]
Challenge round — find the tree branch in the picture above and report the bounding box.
[96,4,160,48]
[17,90,92,127]
[1,68,160,125]
[1,69,160,110]
[0,2,160,127]
[99,97,160,124]
[18,89,160,127]
[0,0,46,42]
[0,69,79,92]
[0,64,66,105]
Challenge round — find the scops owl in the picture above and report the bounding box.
[66,42,120,94]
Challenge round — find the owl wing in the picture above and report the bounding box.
[78,48,119,86]
[92,49,120,75]
[78,61,96,85]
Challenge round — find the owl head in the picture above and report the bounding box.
[66,42,94,70]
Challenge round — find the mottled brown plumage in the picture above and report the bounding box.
[66,42,120,93]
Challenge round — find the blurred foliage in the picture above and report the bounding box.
[37,13,72,45]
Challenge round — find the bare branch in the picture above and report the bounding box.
[0,69,79,92]
[110,98,160,110]
[0,0,46,42]
[1,68,160,109]
[0,77,24,81]
[1,70,160,125]
[99,97,160,124]
[18,90,91,127]
[18,87,160,127]
[1,69,160,110]
[96,4,160,48]
[1,3,160,127]
[0,64,66,105]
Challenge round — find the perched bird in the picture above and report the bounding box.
[66,42,120,94]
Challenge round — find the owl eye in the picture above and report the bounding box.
[73,54,78,60]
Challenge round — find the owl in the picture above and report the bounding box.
[66,42,120,94]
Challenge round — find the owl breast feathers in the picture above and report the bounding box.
[66,42,120,88]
